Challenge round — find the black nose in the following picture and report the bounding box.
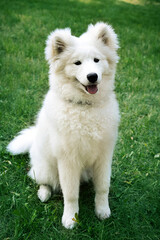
[87,73,98,83]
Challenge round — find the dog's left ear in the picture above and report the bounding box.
[87,22,119,51]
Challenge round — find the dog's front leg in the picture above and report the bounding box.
[93,148,114,220]
[58,160,81,229]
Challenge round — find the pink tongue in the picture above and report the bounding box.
[86,85,98,94]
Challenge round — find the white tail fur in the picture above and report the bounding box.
[7,127,36,155]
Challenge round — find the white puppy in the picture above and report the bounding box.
[7,22,120,229]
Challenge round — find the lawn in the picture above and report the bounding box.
[0,0,160,239]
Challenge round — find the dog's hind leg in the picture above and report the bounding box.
[28,140,60,200]
[37,185,52,202]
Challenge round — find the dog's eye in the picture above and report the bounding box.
[94,58,99,63]
[74,61,81,65]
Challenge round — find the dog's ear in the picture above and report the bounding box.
[45,28,72,63]
[87,22,119,51]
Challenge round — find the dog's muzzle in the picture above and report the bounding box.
[86,73,98,94]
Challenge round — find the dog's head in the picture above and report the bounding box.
[45,23,119,103]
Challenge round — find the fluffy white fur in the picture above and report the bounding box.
[7,22,120,229]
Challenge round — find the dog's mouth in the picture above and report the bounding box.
[85,85,98,94]
[75,78,98,94]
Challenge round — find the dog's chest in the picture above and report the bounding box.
[46,97,118,164]
[56,106,108,141]
[52,106,109,164]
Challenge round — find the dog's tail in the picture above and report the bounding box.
[7,126,36,155]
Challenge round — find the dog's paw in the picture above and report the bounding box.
[62,214,77,229]
[95,205,111,220]
[37,185,51,202]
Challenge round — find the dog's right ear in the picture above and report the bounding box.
[45,28,72,63]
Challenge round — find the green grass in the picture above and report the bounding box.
[0,0,160,239]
